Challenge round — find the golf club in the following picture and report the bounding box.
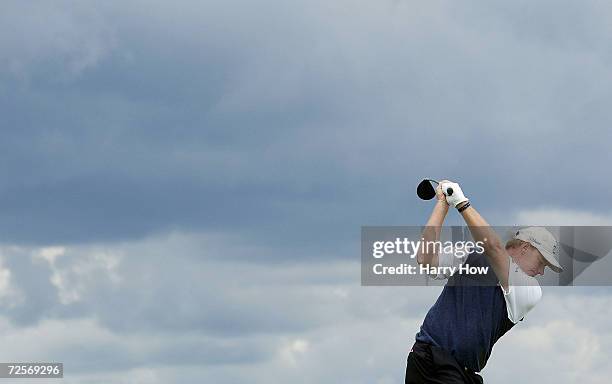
[416,178,454,200]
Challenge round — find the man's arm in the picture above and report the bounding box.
[455,202,510,290]
[416,185,449,267]
[436,179,511,291]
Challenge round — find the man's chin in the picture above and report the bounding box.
[518,266,537,277]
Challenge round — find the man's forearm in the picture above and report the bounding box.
[455,202,502,248]
[456,202,509,289]
[417,201,449,265]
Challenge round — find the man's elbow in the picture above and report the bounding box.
[416,252,424,265]
[417,252,434,267]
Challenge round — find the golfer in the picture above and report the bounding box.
[405,180,563,384]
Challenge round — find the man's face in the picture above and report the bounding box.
[517,243,550,277]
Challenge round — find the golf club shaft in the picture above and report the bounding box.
[425,179,453,196]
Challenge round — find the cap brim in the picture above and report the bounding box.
[534,246,563,273]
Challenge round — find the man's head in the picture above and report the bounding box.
[505,227,563,277]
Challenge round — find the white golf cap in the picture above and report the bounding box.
[514,227,563,273]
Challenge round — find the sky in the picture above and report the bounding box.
[1,0,612,383]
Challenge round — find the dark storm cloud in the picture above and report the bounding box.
[2,0,611,250]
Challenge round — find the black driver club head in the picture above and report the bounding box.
[417,179,437,200]
[417,178,454,200]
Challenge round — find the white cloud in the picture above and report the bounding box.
[484,289,612,384]
[31,246,121,305]
[279,338,310,366]
[0,230,438,382]
[0,253,24,308]
[35,246,66,264]
[0,230,611,383]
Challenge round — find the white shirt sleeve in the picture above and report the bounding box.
[430,250,468,280]
[500,256,542,324]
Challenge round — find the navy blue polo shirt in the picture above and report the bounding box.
[415,252,515,372]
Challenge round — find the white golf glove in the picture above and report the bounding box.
[440,180,469,208]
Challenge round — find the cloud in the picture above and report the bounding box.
[0,230,433,335]
[0,0,115,82]
[0,230,439,381]
[0,255,23,307]
[0,229,611,383]
[1,0,612,246]
[484,289,612,384]
[32,246,121,305]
